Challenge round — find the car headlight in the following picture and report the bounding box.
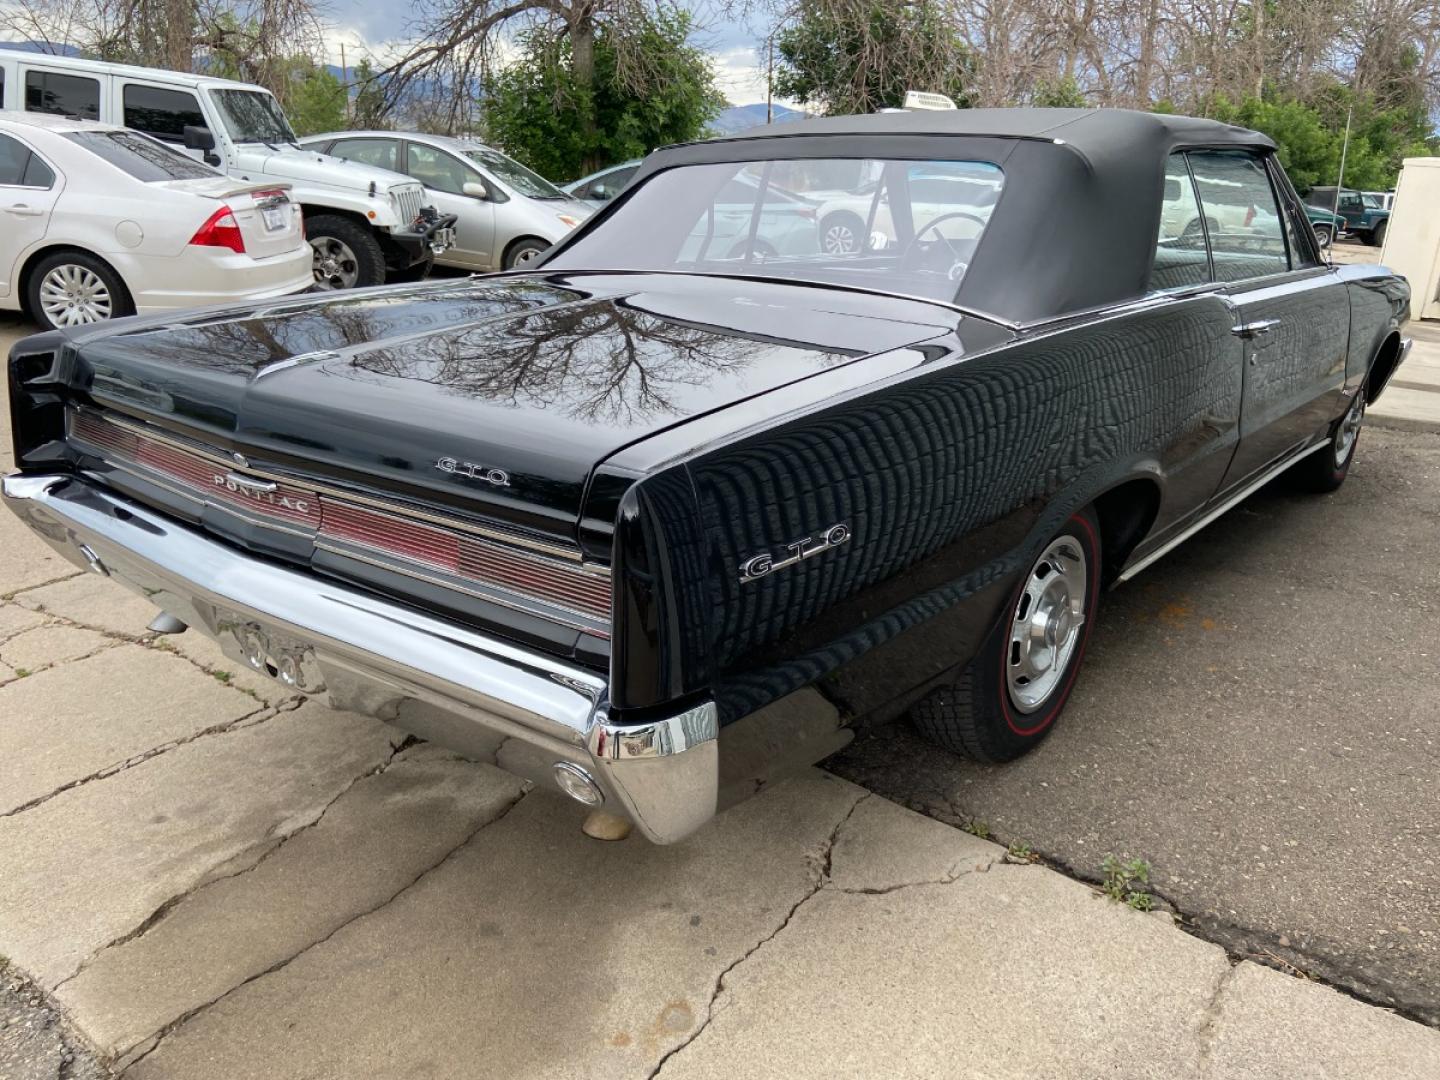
[557,214,581,229]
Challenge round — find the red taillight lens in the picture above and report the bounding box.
[190,207,246,254]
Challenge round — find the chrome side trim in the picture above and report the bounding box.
[1117,440,1331,583]
[2,473,717,844]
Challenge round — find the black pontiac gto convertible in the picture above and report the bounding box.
[4,110,1412,843]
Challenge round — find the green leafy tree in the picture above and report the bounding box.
[483,9,722,180]
[773,0,974,115]
[284,63,347,135]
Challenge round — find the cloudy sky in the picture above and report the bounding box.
[319,0,775,105]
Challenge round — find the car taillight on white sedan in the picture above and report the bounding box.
[189,207,247,255]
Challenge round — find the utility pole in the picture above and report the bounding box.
[766,37,774,124]
[340,42,350,124]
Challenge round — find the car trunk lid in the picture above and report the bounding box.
[58,274,953,544]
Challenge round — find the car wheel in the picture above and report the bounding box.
[504,238,550,269]
[820,213,865,255]
[1313,223,1333,248]
[27,252,132,331]
[727,238,779,260]
[1372,220,1387,248]
[911,508,1101,763]
[1292,392,1364,494]
[307,215,386,290]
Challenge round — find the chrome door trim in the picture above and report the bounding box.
[1117,439,1331,583]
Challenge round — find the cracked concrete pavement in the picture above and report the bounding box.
[5,310,1440,1077]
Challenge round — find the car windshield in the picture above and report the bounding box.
[546,157,1005,303]
[65,130,218,181]
[461,147,567,199]
[209,88,298,145]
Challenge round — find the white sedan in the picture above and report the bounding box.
[0,112,311,331]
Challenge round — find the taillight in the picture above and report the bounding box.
[190,207,246,254]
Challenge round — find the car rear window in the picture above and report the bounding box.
[65,130,217,181]
[547,157,1006,304]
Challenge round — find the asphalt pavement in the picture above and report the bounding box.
[831,420,1440,1023]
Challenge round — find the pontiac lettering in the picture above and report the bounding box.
[739,523,851,583]
[212,473,311,515]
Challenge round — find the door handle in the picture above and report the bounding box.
[3,204,44,217]
[1231,318,1281,339]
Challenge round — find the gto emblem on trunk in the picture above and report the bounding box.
[436,457,511,487]
[739,523,851,583]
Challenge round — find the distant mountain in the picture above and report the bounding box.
[711,103,805,135]
[0,40,83,56]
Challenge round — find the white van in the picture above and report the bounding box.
[0,49,455,288]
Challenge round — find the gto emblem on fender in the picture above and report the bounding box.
[435,457,511,488]
[739,523,851,583]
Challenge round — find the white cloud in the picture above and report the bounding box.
[710,43,800,108]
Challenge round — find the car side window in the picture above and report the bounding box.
[24,70,99,120]
[329,138,399,172]
[0,133,32,186]
[406,143,469,195]
[1187,148,1290,283]
[22,149,54,188]
[1152,152,1211,290]
[123,84,206,143]
[1267,158,1321,270]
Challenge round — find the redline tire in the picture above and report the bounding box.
[911,508,1102,763]
[1292,392,1364,494]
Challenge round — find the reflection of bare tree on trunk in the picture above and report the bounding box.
[106,285,550,374]
[349,299,774,425]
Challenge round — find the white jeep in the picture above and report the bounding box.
[0,49,456,288]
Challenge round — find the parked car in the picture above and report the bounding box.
[811,169,1002,254]
[4,109,1411,844]
[678,170,822,259]
[0,49,455,288]
[301,131,591,271]
[0,112,310,331]
[1305,186,1390,246]
[564,160,642,208]
[1303,204,1345,247]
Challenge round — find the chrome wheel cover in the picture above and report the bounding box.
[1313,224,1332,247]
[1335,393,1365,467]
[311,237,360,290]
[511,245,545,268]
[1006,535,1088,713]
[823,222,859,255]
[39,265,113,326]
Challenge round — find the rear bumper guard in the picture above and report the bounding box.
[2,473,718,843]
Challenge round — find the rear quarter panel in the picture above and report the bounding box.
[616,296,1246,728]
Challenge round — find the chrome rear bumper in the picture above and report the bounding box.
[2,473,718,843]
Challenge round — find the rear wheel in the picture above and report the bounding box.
[27,251,132,331]
[1292,392,1364,494]
[307,215,386,290]
[911,508,1102,762]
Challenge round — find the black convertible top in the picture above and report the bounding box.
[624,109,1278,325]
